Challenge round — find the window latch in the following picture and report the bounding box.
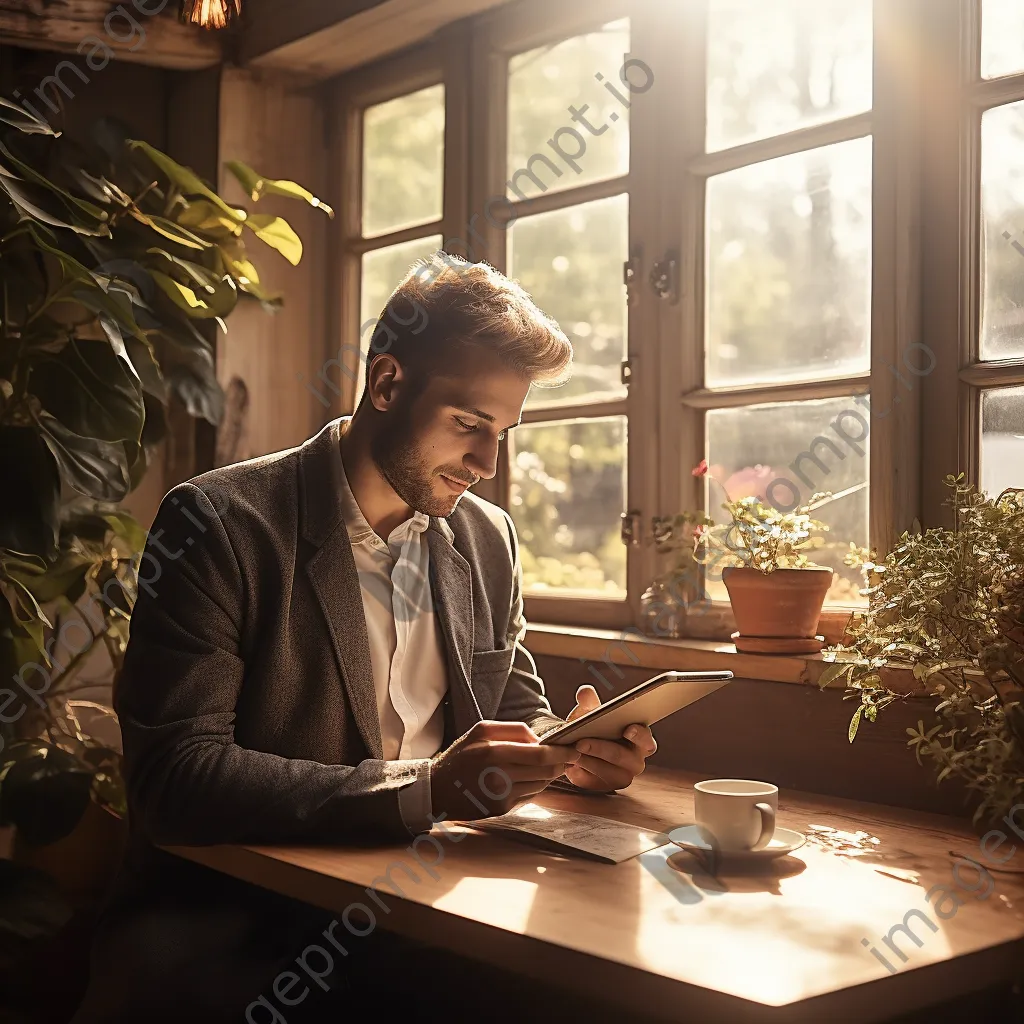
[623,250,641,306]
[620,508,643,547]
[620,357,633,386]
[649,251,680,304]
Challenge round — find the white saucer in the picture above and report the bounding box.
[668,825,806,862]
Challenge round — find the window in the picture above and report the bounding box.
[332,51,461,414]
[502,17,632,612]
[330,0,1023,638]
[976,1,1024,501]
[921,0,1024,537]
[693,0,875,607]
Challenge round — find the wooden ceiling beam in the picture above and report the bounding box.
[241,0,509,79]
[0,1,222,71]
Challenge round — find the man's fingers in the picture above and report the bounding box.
[500,761,575,784]
[575,738,644,774]
[623,724,657,757]
[567,684,601,722]
[478,740,581,765]
[567,756,633,791]
[467,720,538,744]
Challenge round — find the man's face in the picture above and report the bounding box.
[371,346,531,517]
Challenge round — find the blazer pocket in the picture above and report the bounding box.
[471,647,515,683]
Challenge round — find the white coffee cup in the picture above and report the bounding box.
[694,779,778,852]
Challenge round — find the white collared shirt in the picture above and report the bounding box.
[337,439,451,829]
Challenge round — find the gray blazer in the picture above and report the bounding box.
[74,417,561,1022]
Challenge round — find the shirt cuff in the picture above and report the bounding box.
[397,758,434,836]
[526,712,566,739]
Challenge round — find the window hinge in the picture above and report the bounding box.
[620,508,643,547]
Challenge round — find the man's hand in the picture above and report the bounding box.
[429,721,581,821]
[561,685,657,792]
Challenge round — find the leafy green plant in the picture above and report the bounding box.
[821,476,1024,826]
[0,96,332,843]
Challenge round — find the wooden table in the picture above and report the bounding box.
[167,769,1024,1022]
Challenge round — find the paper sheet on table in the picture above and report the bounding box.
[473,803,669,863]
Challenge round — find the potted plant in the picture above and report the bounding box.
[0,96,332,892]
[820,476,1024,827]
[691,461,835,654]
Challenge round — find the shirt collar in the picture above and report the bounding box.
[337,429,455,546]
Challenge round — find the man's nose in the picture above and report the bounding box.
[464,435,499,481]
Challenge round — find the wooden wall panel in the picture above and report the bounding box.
[215,67,332,462]
[532,652,971,820]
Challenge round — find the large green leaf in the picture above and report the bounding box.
[35,411,132,502]
[0,427,60,559]
[0,140,110,232]
[128,140,242,223]
[245,214,302,265]
[0,163,91,234]
[0,96,58,136]
[0,555,51,660]
[163,344,224,425]
[0,742,94,845]
[216,238,282,307]
[146,248,239,318]
[29,338,146,448]
[150,269,214,317]
[225,159,334,217]
[17,548,94,606]
[176,198,244,238]
[128,208,212,251]
[23,225,147,343]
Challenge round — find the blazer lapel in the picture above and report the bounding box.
[426,523,481,737]
[300,419,383,760]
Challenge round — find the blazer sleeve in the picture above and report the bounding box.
[116,482,423,847]
[492,509,565,737]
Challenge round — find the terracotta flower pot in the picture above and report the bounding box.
[722,566,834,654]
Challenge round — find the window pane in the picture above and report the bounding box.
[508,194,628,407]
[704,397,869,607]
[357,236,443,404]
[507,18,631,202]
[981,387,1024,498]
[706,137,872,388]
[510,417,626,596]
[707,0,872,152]
[982,0,1024,79]
[981,101,1024,361]
[362,85,445,238]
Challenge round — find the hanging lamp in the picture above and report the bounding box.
[180,0,241,30]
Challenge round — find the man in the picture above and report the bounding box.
[73,254,656,1022]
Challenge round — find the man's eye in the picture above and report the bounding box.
[455,417,477,432]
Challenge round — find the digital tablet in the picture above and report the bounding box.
[540,670,733,746]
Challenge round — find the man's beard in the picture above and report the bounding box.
[371,407,473,518]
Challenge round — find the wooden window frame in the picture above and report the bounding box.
[467,0,647,631]
[921,0,1024,525]
[326,0,1022,641]
[327,31,472,417]
[647,0,926,642]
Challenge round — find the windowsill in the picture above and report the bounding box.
[525,623,924,696]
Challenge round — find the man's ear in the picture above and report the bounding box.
[366,354,402,411]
